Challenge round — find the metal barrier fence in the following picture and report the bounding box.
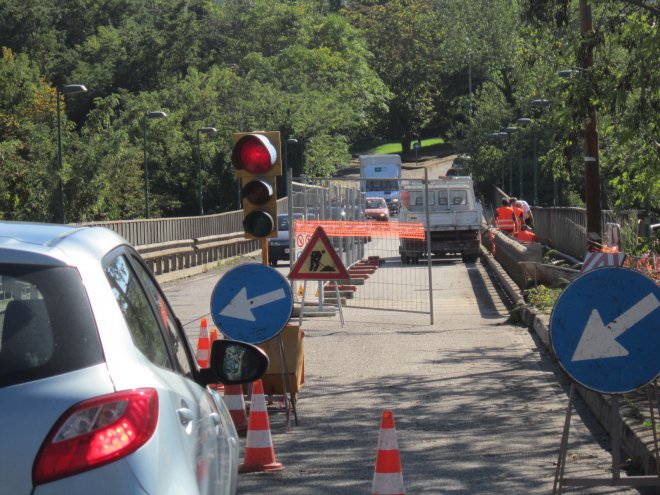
[288,177,432,316]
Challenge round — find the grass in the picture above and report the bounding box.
[353,137,446,155]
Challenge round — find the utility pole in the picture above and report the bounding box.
[581,0,602,250]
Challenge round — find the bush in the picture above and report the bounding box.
[524,285,563,314]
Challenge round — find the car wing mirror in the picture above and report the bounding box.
[204,339,269,385]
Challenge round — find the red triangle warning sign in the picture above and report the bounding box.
[288,226,350,280]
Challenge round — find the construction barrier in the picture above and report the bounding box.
[294,220,425,240]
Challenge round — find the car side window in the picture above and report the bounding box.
[127,254,193,377]
[105,254,172,370]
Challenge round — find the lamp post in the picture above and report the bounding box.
[489,132,508,188]
[143,111,167,219]
[504,126,519,194]
[283,138,298,196]
[56,84,87,223]
[516,118,531,199]
[196,126,217,216]
[531,99,551,206]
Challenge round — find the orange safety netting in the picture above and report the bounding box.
[293,220,425,239]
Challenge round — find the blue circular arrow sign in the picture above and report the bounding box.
[550,267,660,394]
[210,264,293,344]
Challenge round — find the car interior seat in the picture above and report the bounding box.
[0,299,53,372]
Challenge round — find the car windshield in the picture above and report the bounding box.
[366,199,385,209]
[0,264,103,387]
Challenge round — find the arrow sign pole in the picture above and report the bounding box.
[220,287,287,322]
[572,293,660,362]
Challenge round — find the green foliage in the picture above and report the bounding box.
[0,0,656,221]
[525,285,563,313]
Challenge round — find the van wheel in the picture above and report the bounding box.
[461,253,478,263]
[269,259,278,267]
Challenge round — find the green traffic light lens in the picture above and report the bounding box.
[243,210,275,237]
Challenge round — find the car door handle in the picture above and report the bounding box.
[210,412,221,426]
[177,407,194,426]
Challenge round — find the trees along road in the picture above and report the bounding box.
[163,246,641,494]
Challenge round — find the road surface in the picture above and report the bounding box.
[162,254,641,494]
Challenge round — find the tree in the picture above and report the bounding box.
[346,0,445,152]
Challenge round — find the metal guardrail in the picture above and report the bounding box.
[80,199,289,277]
[136,233,259,277]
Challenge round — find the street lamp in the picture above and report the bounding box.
[516,118,531,199]
[488,132,509,188]
[531,99,551,206]
[196,126,217,215]
[283,138,299,196]
[504,126,519,194]
[143,111,167,218]
[56,84,87,223]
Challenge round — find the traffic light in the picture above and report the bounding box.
[232,131,282,239]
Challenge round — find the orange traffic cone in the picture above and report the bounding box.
[196,317,210,368]
[239,380,284,473]
[372,410,405,495]
[208,328,224,393]
[223,384,248,436]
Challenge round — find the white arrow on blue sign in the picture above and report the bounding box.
[210,264,293,344]
[550,267,660,394]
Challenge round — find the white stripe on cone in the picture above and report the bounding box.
[245,429,274,449]
[372,473,405,495]
[378,429,398,450]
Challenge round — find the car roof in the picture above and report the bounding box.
[0,222,129,266]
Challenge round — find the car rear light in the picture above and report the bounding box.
[33,388,158,485]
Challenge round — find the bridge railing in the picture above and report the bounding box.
[82,191,651,279]
[80,199,289,278]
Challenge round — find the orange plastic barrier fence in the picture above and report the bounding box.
[293,220,425,240]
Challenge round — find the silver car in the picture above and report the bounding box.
[0,222,268,494]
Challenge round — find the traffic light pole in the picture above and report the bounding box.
[261,238,269,266]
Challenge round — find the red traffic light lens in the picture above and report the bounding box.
[242,179,273,205]
[232,134,276,174]
[243,210,275,238]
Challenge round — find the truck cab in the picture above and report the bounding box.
[359,154,402,214]
[398,177,483,264]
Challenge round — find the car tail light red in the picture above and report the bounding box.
[33,388,158,485]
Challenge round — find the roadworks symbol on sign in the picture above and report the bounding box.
[288,226,349,281]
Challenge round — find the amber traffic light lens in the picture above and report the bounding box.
[242,180,273,205]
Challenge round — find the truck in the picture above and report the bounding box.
[398,176,483,264]
[359,154,402,214]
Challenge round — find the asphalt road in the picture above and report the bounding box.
[162,254,643,494]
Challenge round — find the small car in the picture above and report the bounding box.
[364,197,390,221]
[0,222,268,495]
[269,213,319,266]
[268,213,299,266]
